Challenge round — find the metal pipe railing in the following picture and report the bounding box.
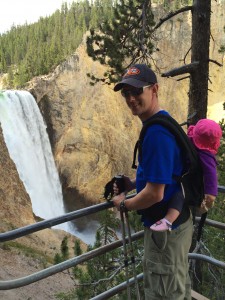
[188,253,225,269]
[218,185,225,193]
[0,231,144,290]
[0,186,224,291]
[0,201,114,242]
[195,217,225,230]
[0,193,137,242]
[90,273,144,300]
[1,186,224,242]
[90,248,225,300]
[92,252,225,300]
[1,227,225,291]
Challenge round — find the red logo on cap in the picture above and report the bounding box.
[124,67,140,77]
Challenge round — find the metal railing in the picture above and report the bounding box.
[0,186,225,294]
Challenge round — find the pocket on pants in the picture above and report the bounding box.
[144,259,177,297]
[151,231,167,251]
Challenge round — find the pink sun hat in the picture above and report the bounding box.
[187,119,222,155]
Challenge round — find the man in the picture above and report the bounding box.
[112,64,193,299]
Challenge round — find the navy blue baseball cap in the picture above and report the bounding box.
[114,64,157,91]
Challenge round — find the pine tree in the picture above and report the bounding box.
[86,0,155,84]
[74,240,82,256]
[0,0,115,88]
[56,209,143,299]
[54,236,69,264]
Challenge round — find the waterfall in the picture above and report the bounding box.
[0,90,69,232]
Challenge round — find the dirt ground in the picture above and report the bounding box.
[0,248,76,300]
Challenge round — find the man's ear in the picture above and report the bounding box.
[152,83,159,94]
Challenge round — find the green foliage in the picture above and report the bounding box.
[54,253,63,264]
[57,209,144,299]
[56,290,76,300]
[218,45,225,54]
[192,111,225,299]
[61,236,69,260]
[217,114,225,190]
[86,0,155,84]
[205,114,225,262]
[74,240,83,256]
[0,0,115,88]
[161,0,192,10]
[54,236,69,264]
[1,241,51,267]
[71,210,122,299]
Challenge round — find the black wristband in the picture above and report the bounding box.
[120,200,128,212]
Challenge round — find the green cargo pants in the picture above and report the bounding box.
[143,215,193,300]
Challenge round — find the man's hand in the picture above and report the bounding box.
[112,192,126,210]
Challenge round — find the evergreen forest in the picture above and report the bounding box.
[0,0,193,88]
[0,0,114,88]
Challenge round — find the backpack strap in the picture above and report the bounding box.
[132,114,199,171]
[132,140,139,169]
[197,212,208,242]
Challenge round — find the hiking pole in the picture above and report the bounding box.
[115,175,132,300]
[103,175,131,299]
[120,206,132,300]
[124,209,141,300]
[116,175,141,300]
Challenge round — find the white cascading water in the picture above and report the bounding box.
[0,90,70,232]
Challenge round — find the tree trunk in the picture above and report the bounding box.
[188,0,211,124]
[189,1,211,293]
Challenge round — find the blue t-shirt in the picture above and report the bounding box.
[136,110,184,227]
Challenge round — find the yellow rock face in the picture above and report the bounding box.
[1,1,225,235]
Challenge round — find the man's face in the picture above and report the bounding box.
[121,84,156,120]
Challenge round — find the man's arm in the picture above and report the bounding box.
[113,181,165,211]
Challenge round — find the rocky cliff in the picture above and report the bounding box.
[1,0,225,230]
[0,0,224,237]
[27,1,225,211]
[0,123,82,250]
[0,128,34,229]
[0,2,225,298]
[0,125,80,300]
[27,45,141,212]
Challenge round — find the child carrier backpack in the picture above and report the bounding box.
[132,114,205,210]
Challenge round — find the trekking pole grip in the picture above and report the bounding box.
[114,175,126,194]
[114,175,128,212]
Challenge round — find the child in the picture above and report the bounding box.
[150,119,222,231]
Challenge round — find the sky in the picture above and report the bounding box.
[0,0,73,34]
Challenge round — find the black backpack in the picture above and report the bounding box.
[132,114,205,209]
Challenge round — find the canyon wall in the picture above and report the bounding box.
[0,0,224,235]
